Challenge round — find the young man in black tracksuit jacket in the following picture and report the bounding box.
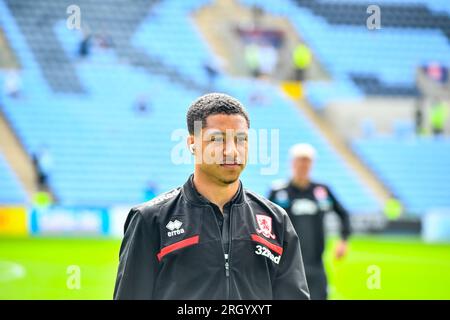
[114,93,310,300]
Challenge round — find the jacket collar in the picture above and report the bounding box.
[289,179,312,191]
[182,173,245,206]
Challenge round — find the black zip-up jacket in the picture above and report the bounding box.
[269,180,351,268]
[114,175,310,300]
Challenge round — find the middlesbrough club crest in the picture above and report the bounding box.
[313,186,328,200]
[256,214,276,239]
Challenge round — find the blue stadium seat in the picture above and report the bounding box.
[352,137,450,214]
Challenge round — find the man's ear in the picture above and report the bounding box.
[187,135,195,154]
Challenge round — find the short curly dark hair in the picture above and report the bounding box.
[187,93,250,135]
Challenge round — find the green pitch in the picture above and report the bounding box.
[0,235,449,299]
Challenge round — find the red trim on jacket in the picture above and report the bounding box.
[251,234,283,255]
[157,235,200,261]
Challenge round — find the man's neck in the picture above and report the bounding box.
[292,177,310,189]
[193,170,240,213]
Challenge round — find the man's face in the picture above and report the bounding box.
[192,114,248,185]
[292,156,313,181]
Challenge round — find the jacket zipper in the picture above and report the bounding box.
[226,205,234,300]
[208,207,229,299]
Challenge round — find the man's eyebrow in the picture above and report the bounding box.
[204,129,248,136]
[204,129,225,135]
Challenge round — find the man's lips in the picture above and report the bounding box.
[220,163,242,167]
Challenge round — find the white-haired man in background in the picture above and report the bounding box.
[268,143,351,300]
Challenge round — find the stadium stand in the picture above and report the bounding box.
[240,0,450,108]
[353,137,450,214]
[237,0,450,213]
[0,0,380,213]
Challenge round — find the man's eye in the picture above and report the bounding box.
[237,136,248,142]
[211,136,224,142]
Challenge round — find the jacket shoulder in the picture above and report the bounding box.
[132,187,182,219]
[244,189,288,219]
[269,179,289,192]
[121,187,182,235]
[310,181,329,189]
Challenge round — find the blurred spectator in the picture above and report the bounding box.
[203,56,225,89]
[32,190,53,209]
[251,5,263,29]
[32,146,53,191]
[248,82,271,107]
[32,154,46,190]
[384,195,403,221]
[143,180,158,201]
[96,33,114,50]
[249,91,269,106]
[79,29,92,58]
[245,43,261,78]
[430,100,448,136]
[204,61,219,88]
[414,101,424,135]
[4,70,21,98]
[134,94,152,115]
[258,42,278,77]
[292,43,312,81]
[423,62,448,84]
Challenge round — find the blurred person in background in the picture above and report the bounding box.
[204,60,220,89]
[268,143,351,300]
[32,145,53,191]
[258,42,278,77]
[414,100,424,135]
[250,5,264,29]
[32,145,54,207]
[79,27,92,59]
[134,94,152,115]
[4,69,21,98]
[32,189,53,209]
[292,43,312,82]
[384,194,403,221]
[203,56,225,89]
[96,32,114,50]
[143,180,158,201]
[430,100,448,136]
[245,43,261,78]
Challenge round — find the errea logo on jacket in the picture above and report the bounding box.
[166,219,185,237]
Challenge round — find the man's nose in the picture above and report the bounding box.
[223,140,238,161]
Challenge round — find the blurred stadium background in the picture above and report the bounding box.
[0,0,449,299]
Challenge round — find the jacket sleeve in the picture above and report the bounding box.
[273,212,310,300]
[268,189,276,202]
[327,186,352,240]
[113,208,159,300]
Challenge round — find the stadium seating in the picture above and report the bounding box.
[352,137,450,214]
[240,0,450,108]
[0,0,380,213]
